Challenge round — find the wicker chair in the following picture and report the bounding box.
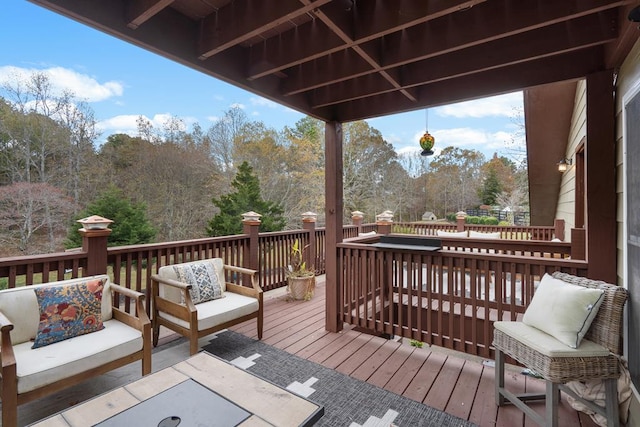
[493,272,628,427]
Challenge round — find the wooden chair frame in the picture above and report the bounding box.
[151,263,263,355]
[0,284,151,427]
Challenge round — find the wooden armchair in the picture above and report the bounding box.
[493,272,628,427]
[151,258,263,355]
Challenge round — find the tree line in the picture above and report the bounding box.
[0,72,527,256]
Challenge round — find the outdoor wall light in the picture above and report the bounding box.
[557,158,572,173]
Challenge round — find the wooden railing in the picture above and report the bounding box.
[0,218,591,360]
[0,220,573,291]
[337,237,588,358]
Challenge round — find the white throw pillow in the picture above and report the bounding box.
[469,230,501,239]
[522,273,605,348]
[436,230,468,238]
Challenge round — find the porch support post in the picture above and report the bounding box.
[80,228,111,276]
[586,70,616,282]
[325,121,343,332]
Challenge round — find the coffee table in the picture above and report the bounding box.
[31,352,323,427]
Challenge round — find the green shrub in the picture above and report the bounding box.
[445,213,457,222]
[0,278,7,291]
[466,216,480,224]
[498,221,511,226]
[481,216,499,225]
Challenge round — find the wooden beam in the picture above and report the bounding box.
[325,121,343,333]
[126,0,174,30]
[310,13,616,108]
[586,70,617,283]
[198,0,332,60]
[325,47,604,123]
[283,5,619,97]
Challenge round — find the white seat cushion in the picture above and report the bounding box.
[436,230,468,238]
[494,321,611,358]
[15,320,143,394]
[469,230,501,239]
[159,292,259,331]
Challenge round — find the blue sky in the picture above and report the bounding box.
[1,0,524,159]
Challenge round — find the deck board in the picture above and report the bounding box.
[446,359,483,420]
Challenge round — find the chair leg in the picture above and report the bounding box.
[495,349,505,406]
[545,381,560,427]
[604,378,620,427]
[190,334,199,355]
[152,320,159,347]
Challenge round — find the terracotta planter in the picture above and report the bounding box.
[287,276,315,301]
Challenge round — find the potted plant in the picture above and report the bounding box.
[286,239,316,301]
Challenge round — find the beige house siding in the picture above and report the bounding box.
[616,37,640,423]
[554,80,586,239]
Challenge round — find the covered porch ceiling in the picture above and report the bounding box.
[28,0,640,123]
[28,0,640,227]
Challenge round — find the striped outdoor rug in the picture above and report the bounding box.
[203,330,476,427]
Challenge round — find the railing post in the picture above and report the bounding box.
[241,212,261,275]
[571,228,586,260]
[554,219,565,241]
[351,210,364,234]
[376,211,393,235]
[302,212,317,271]
[78,216,113,276]
[456,211,467,232]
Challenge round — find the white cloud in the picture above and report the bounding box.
[0,65,123,102]
[97,113,193,136]
[249,96,278,108]
[229,102,245,109]
[437,92,522,119]
[207,115,220,122]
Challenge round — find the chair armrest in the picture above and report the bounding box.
[224,265,261,292]
[150,274,196,319]
[0,310,16,369]
[110,283,145,300]
[150,274,192,291]
[109,284,151,331]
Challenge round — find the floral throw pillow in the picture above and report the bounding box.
[32,278,106,349]
[173,261,224,304]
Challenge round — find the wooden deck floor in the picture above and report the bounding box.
[229,276,600,427]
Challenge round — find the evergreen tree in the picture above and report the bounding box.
[65,185,156,248]
[207,161,285,236]
[480,167,501,205]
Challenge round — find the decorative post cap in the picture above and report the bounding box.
[301,211,318,222]
[241,211,262,222]
[456,211,467,219]
[77,215,113,230]
[351,210,364,219]
[376,211,394,223]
